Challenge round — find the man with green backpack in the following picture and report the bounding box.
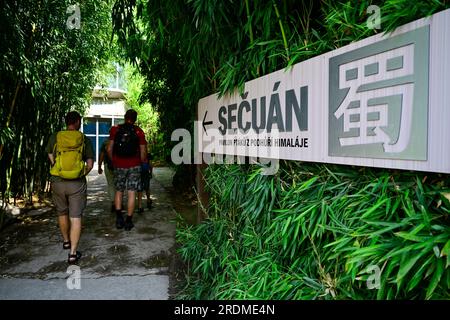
[46,111,94,265]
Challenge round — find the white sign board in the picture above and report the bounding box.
[198,9,450,173]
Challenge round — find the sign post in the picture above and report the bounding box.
[198,9,450,174]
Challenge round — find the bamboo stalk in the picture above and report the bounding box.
[245,0,254,44]
[245,0,260,77]
[272,0,290,62]
[0,82,21,160]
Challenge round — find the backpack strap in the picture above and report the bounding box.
[52,132,59,169]
[53,137,57,155]
[81,132,85,158]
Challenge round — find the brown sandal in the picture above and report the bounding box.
[63,241,71,250]
[68,251,82,265]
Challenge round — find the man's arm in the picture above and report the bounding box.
[83,134,95,175]
[108,140,114,162]
[48,153,55,166]
[46,133,56,166]
[108,126,116,163]
[140,144,147,164]
[85,158,94,175]
[138,128,148,164]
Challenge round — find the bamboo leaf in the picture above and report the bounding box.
[426,258,445,299]
[396,250,428,287]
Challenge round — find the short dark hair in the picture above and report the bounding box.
[124,109,138,123]
[65,111,82,126]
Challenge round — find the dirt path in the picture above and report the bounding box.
[0,167,177,300]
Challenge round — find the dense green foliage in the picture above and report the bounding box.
[111,0,450,161]
[178,163,450,299]
[169,0,449,299]
[0,0,114,209]
[113,0,449,107]
[111,0,450,299]
[112,0,190,162]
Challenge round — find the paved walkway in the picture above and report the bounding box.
[0,167,176,300]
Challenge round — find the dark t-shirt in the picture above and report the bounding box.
[109,124,147,168]
[46,131,94,182]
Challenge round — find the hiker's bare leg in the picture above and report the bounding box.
[69,217,81,255]
[146,190,151,206]
[137,191,142,209]
[115,191,123,211]
[127,190,136,216]
[104,166,115,204]
[58,214,70,242]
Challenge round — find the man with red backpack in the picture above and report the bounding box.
[108,109,147,231]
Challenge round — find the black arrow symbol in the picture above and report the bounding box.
[202,111,213,135]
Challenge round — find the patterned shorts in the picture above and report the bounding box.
[114,166,141,192]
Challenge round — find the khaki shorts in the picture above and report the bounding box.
[51,179,87,218]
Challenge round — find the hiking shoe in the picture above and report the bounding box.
[137,207,144,214]
[124,216,134,231]
[116,213,125,229]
